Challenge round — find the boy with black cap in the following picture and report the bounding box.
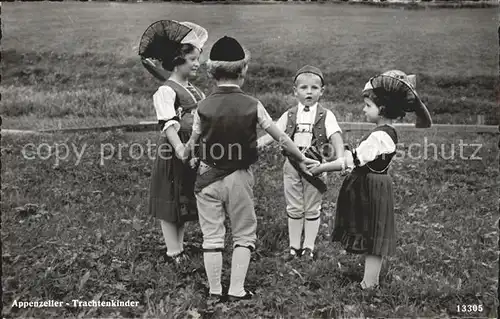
[258,65,345,261]
[186,37,319,301]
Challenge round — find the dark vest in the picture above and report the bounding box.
[283,104,333,162]
[158,80,204,133]
[353,125,398,174]
[197,86,258,170]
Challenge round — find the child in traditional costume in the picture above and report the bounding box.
[309,70,432,289]
[257,65,345,261]
[187,36,319,302]
[139,20,208,264]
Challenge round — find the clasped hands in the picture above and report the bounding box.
[302,150,355,176]
[176,144,199,169]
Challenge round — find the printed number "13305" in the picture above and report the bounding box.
[457,305,483,312]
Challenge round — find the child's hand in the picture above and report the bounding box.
[175,144,190,163]
[306,161,320,170]
[299,157,319,176]
[189,157,200,169]
[340,167,352,176]
[257,144,267,153]
[344,150,354,169]
[309,164,323,176]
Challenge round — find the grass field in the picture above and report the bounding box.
[2,2,499,318]
[1,2,498,129]
[2,129,498,318]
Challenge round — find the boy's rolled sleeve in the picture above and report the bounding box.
[325,110,342,139]
[192,110,202,134]
[256,101,274,130]
[275,112,288,132]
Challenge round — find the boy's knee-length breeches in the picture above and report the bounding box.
[196,168,257,250]
[283,158,324,220]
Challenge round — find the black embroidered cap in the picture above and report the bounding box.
[209,36,245,62]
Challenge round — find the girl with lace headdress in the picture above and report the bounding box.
[139,20,208,264]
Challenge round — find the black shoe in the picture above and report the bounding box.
[227,289,254,302]
[283,247,301,262]
[207,293,227,304]
[301,248,315,261]
[166,251,188,265]
[359,281,380,290]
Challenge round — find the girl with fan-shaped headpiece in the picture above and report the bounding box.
[139,20,208,265]
[309,70,432,290]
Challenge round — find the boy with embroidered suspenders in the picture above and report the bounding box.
[186,37,319,302]
[258,65,345,261]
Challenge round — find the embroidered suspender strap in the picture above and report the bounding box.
[187,84,204,101]
[287,157,327,194]
[164,80,199,115]
[186,84,204,102]
[283,106,298,138]
[311,105,328,148]
[283,105,329,160]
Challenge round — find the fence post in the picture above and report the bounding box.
[477,115,485,125]
[346,112,353,123]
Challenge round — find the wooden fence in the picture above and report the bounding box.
[15,121,494,134]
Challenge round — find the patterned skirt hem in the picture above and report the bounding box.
[332,230,395,256]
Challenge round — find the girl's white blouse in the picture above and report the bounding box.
[153,85,181,132]
[353,130,397,167]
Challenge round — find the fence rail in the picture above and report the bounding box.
[10,121,493,134]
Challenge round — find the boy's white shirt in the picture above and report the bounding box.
[274,102,342,148]
[192,84,274,135]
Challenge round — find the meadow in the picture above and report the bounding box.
[2,129,498,318]
[1,2,499,318]
[1,2,498,129]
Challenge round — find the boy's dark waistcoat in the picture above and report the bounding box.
[197,86,258,170]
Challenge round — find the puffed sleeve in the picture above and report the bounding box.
[354,131,396,167]
[153,85,180,132]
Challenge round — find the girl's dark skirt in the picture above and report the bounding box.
[148,129,198,225]
[332,167,396,256]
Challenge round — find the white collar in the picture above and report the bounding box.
[298,102,318,112]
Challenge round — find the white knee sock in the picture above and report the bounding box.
[302,217,320,251]
[177,224,185,252]
[228,246,251,297]
[160,220,182,257]
[362,255,383,287]
[203,252,223,295]
[288,217,304,249]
